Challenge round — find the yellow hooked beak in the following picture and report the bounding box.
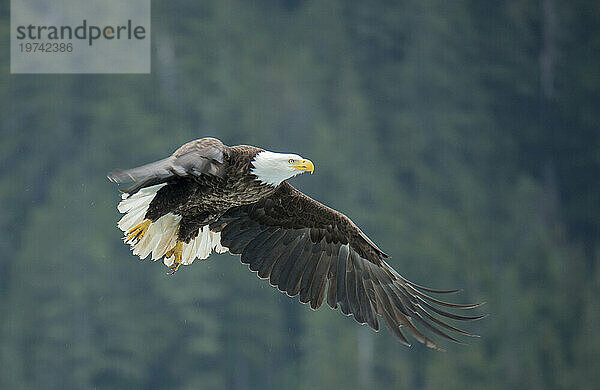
[291,159,315,174]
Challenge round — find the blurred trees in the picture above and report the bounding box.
[0,0,598,389]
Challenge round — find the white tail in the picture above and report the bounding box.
[116,184,228,267]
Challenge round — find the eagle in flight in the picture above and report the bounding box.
[108,137,483,349]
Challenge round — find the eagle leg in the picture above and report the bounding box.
[165,241,184,275]
[125,220,151,244]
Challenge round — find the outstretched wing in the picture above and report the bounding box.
[212,182,484,349]
[107,137,226,194]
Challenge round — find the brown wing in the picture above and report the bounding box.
[211,182,484,349]
[107,137,226,194]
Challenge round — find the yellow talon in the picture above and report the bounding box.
[125,220,151,243]
[165,241,183,274]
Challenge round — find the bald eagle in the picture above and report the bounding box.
[108,137,483,349]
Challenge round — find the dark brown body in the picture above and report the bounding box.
[144,144,278,243]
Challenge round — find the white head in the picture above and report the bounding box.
[250,151,315,186]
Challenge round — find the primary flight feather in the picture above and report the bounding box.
[108,137,483,349]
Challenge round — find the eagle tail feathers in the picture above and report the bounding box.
[116,183,228,267]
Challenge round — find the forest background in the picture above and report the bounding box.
[1,1,598,389]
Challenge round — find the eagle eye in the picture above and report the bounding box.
[288,159,295,164]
